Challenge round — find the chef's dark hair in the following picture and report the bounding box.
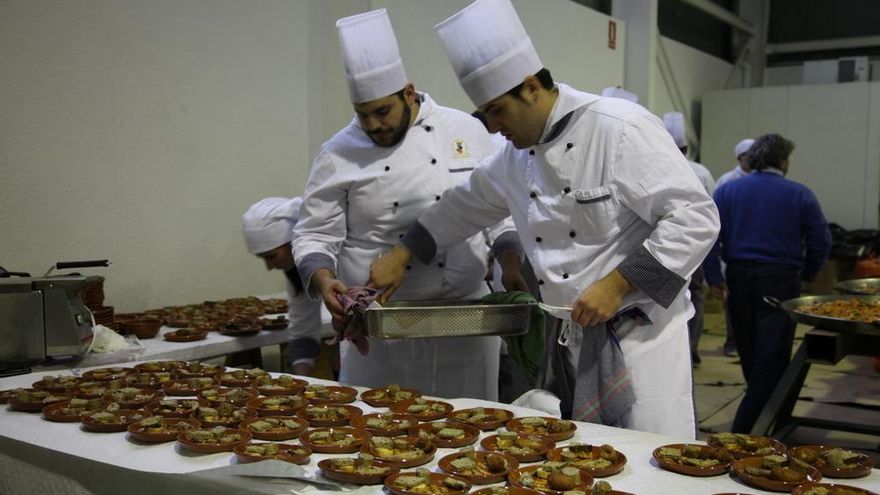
[505,68,554,101]
[747,133,794,171]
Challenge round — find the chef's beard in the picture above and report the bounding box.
[368,101,411,148]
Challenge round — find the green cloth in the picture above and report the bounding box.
[481,291,545,385]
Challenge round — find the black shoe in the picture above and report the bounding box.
[723,344,738,358]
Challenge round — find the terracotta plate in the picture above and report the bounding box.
[651,444,732,477]
[507,465,594,495]
[505,417,577,442]
[31,377,81,393]
[438,451,519,484]
[246,395,309,416]
[447,407,514,431]
[352,413,418,437]
[360,387,422,408]
[298,404,363,427]
[162,378,217,396]
[480,433,554,463]
[255,377,308,397]
[789,445,875,479]
[233,442,311,464]
[707,434,787,459]
[318,458,400,485]
[390,399,454,422]
[547,444,627,477]
[42,399,106,423]
[239,416,308,441]
[176,428,252,453]
[384,472,471,495]
[303,385,358,405]
[470,487,545,495]
[134,361,186,373]
[409,421,481,448]
[299,426,369,454]
[361,436,436,467]
[199,387,258,407]
[127,417,201,442]
[174,364,225,379]
[731,457,822,492]
[791,482,879,495]
[8,390,71,413]
[145,398,209,418]
[164,329,207,342]
[191,406,257,428]
[81,409,148,432]
[82,367,133,381]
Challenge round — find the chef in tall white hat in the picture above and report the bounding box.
[369,0,720,438]
[663,111,716,366]
[241,196,323,375]
[292,8,523,400]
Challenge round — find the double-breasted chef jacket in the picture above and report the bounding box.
[293,93,515,401]
[412,83,720,437]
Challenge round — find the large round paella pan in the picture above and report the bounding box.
[765,295,880,332]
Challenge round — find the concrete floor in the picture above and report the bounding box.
[253,300,880,462]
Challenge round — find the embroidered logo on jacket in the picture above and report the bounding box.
[452,139,470,158]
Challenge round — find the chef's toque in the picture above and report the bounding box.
[337,9,408,103]
[662,111,687,148]
[241,197,302,255]
[435,0,544,107]
[601,86,640,103]
[735,138,755,159]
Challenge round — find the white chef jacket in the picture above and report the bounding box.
[689,160,716,196]
[292,93,510,400]
[715,165,748,189]
[417,83,720,437]
[284,278,323,367]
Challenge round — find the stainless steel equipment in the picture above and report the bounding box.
[0,263,108,369]
[764,294,880,333]
[364,299,537,339]
[834,278,880,295]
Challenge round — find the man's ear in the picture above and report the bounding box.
[522,75,541,102]
[403,82,417,104]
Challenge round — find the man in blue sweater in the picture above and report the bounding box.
[703,133,831,433]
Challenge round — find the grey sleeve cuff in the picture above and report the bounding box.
[491,231,523,259]
[400,222,437,264]
[616,245,687,309]
[297,253,336,297]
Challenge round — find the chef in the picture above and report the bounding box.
[241,197,323,376]
[291,9,521,400]
[369,0,719,437]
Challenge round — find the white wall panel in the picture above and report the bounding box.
[701,89,750,177]
[786,83,870,230]
[748,86,788,137]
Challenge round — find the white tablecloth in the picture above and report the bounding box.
[1,363,878,495]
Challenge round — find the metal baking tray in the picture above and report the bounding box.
[834,278,880,295]
[363,299,538,339]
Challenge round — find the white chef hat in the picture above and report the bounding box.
[435,0,544,107]
[735,138,755,158]
[337,9,408,104]
[601,86,640,103]
[241,197,302,255]
[662,111,687,148]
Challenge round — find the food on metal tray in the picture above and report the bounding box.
[797,299,880,322]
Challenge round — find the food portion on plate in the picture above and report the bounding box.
[134,361,186,373]
[298,404,362,427]
[123,372,173,389]
[480,430,554,462]
[391,398,453,421]
[352,412,416,437]
[81,406,148,432]
[318,452,400,485]
[42,397,109,422]
[300,426,368,453]
[384,469,470,495]
[192,402,254,427]
[240,416,307,440]
[303,384,358,404]
[233,442,311,464]
[652,443,733,476]
[174,361,225,378]
[31,375,81,393]
[82,367,133,381]
[506,417,577,442]
[145,398,207,418]
[547,443,626,477]
[508,462,594,495]
[438,447,518,484]
[790,445,875,478]
[104,387,162,409]
[791,482,880,495]
[199,386,257,406]
[127,415,200,442]
[360,384,421,408]
[217,368,269,387]
[162,377,217,396]
[362,435,436,467]
[409,420,480,448]
[732,454,823,492]
[247,394,308,416]
[447,407,513,430]
[177,426,252,453]
[254,374,308,396]
[707,432,787,458]
[8,388,71,412]
[164,328,207,342]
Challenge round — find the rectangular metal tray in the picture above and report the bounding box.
[364,299,537,339]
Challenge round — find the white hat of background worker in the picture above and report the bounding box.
[241,197,303,255]
[601,86,640,103]
[663,112,687,148]
[435,0,544,108]
[735,138,755,159]
[337,9,408,104]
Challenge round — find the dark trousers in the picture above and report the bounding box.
[687,267,706,360]
[726,262,801,433]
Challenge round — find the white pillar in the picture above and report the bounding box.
[612,0,659,109]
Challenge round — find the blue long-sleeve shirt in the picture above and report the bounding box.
[703,170,831,286]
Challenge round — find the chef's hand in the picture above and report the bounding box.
[572,270,634,327]
[368,244,412,305]
[497,252,529,293]
[709,283,728,301]
[312,268,348,319]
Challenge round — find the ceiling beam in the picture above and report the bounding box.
[677,0,755,35]
[767,35,880,54]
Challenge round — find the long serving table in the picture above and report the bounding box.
[1,364,878,495]
[36,305,334,371]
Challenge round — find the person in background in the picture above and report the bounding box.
[241,197,323,376]
[703,133,831,433]
[714,138,754,357]
[369,0,719,438]
[663,111,715,366]
[292,9,523,400]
